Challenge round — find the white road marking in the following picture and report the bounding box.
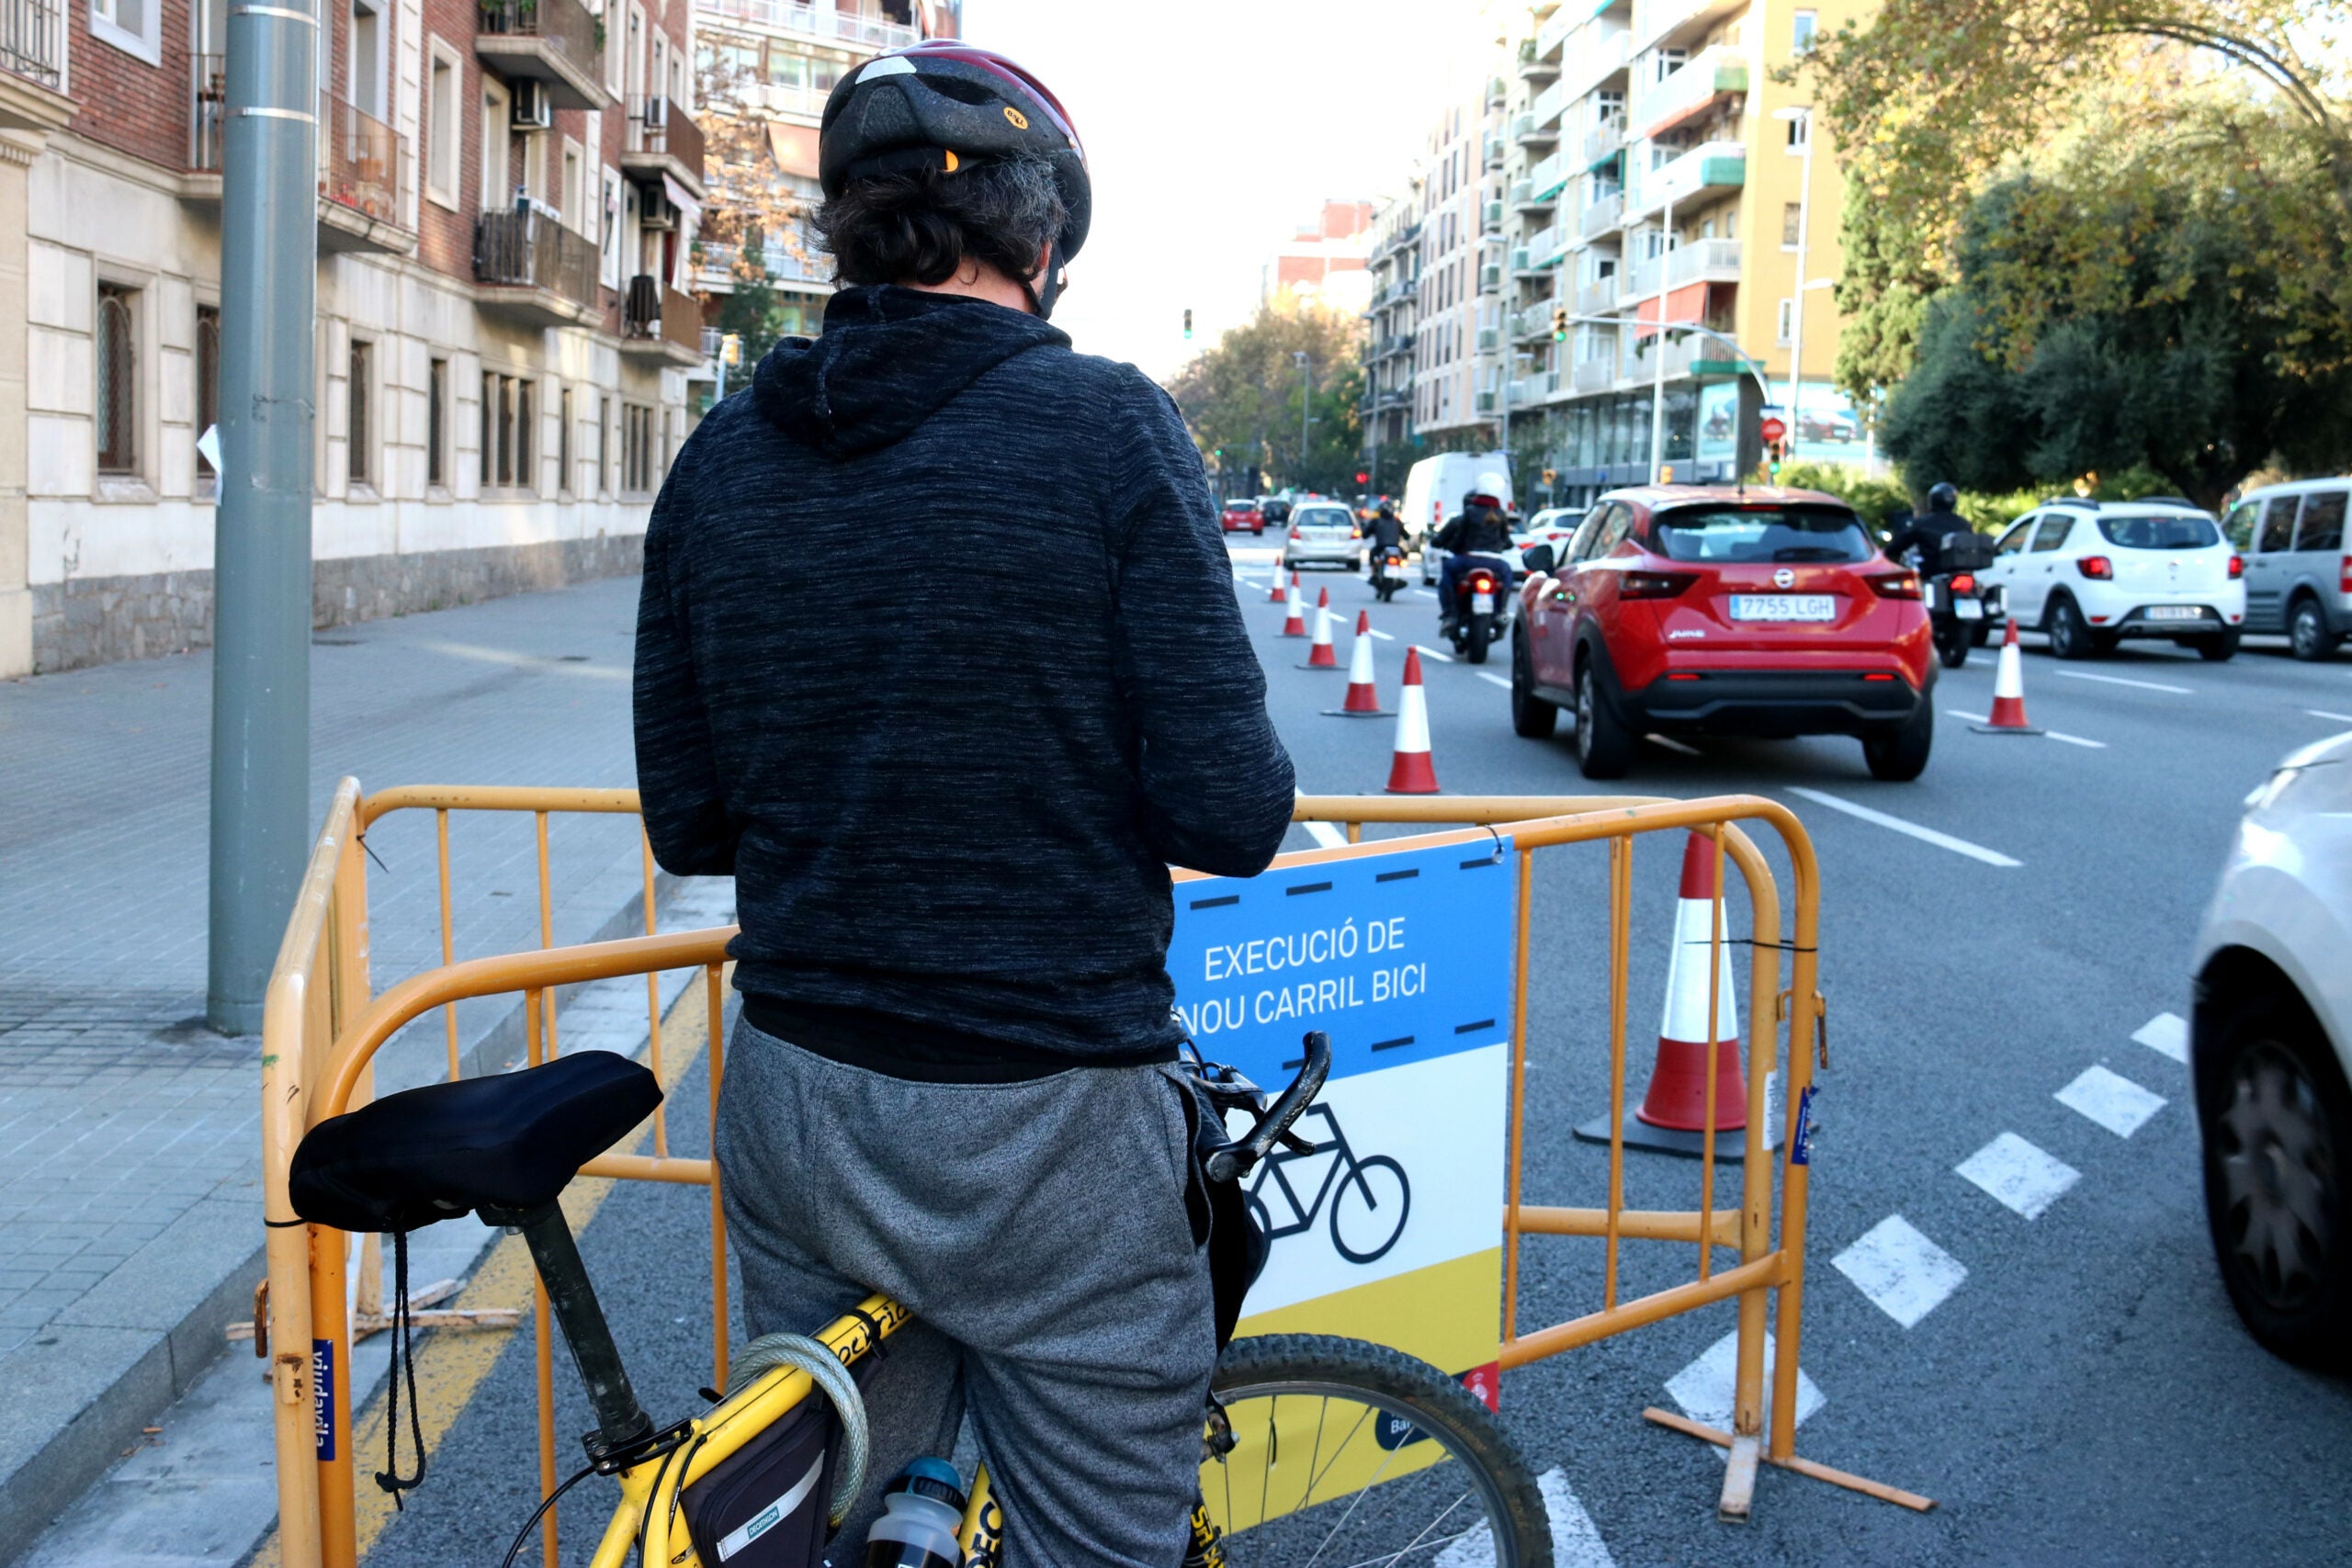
[1949,708,2103,747]
[1665,1329,1823,1435]
[1785,786,2022,868]
[1956,1133,2081,1220]
[1476,671,1512,690]
[1367,628,1396,641]
[2051,669,2191,694]
[2056,1064,2166,1137]
[1833,1214,1968,1327]
[1946,709,1989,724]
[1300,820,1348,851]
[1434,1468,1617,1568]
[1413,588,1440,600]
[1414,643,1456,663]
[2306,708,2352,725]
[1645,733,1702,755]
[2133,1011,2188,1064]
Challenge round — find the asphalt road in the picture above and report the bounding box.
[352,545,2352,1567]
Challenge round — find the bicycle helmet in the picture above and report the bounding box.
[818,41,1091,317]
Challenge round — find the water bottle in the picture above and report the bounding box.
[862,1458,966,1568]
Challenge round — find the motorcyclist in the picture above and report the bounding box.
[1433,474,1516,626]
[1365,499,1405,576]
[1884,482,1975,572]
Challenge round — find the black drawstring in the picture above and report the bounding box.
[374,1229,427,1507]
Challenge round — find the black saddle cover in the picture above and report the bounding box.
[289,1052,661,1233]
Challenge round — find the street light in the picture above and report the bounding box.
[1774,105,1815,465]
[1294,349,1311,487]
[1646,185,1679,483]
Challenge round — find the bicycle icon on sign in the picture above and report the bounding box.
[1246,1103,1413,1264]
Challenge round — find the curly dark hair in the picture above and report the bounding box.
[814,156,1066,290]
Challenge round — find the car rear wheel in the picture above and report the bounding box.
[1861,700,1933,782]
[2197,627,2242,661]
[2290,599,2339,662]
[2201,994,2352,1369]
[1510,635,1556,739]
[2045,595,2097,660]
[1574,660,1631,779]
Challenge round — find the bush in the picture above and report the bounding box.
[1767,461,1914,530]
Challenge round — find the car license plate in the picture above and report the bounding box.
[1954,599,1983,620]
[1472,591,1494,614]
[2145,604,2202,621]
[1730,594,1836,622]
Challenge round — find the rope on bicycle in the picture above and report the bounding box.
[724,1332,870,1526]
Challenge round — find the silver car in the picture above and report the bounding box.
[2191,729,2352,1367]
[1280,502,1365,570]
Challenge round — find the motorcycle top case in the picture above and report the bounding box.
[1938,532,1996,573]
[679,1389,845,1567]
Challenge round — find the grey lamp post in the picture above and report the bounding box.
[1294,349,1311,484]
[1774,105,1816,462]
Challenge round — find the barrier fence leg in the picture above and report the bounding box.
[313,1226,355,1568]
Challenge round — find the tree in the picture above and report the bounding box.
[1881,159,2352,509]
[1168,298,1366,493]
[693,54,827,364]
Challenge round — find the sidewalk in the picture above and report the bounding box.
[0,577,720,1558]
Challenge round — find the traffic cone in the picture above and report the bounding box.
[1267,562,1287,603]
[1385,648,1439,794]
[1576,831,1771,1161]
[1281,574,1306,637]
[1325,611,1388,716]
[1972,619,2041,734]
[1302,588,1340,668]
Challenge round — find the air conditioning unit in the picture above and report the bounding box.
[638,94,668,130]
[511,80,552,131]
[639,186,676,231]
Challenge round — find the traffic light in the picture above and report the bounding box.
[720,333,741,367]
[1551,305,1567,342]
[1355,469,1370,485]
[1182,308,1193,340]
[1541,468,1557,486]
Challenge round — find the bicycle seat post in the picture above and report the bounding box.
[482,1201,654,1464]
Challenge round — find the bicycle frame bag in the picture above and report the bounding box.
[680,1393,843,1567]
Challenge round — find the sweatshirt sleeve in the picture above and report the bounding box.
[1107,373,1297,877]
[632,443,740,876]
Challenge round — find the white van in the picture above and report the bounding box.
[2222,478,2351,660]
[1400,453,1513,554]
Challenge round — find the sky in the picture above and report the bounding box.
[963,0,1516,380]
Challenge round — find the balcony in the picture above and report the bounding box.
[1630,139,1746,216]
[1483,134,1505,170]
[1476,325,1499,353]
[1577,188,1624,241]
[1524,223,1566,270]
[0,0,75,131]
[1529,77,1566,132]
[476,0,611,112]
[1630,0,1744,55]
[692,239,738,294]
[190,51,224,173]
[1583,114,1625,170]
[318,92,414,253]
[1667,234,1741,288]
[1478,263,1501,293]
[1559,25,1629,107]
[1623,331,1703,383]
[1483,198,1505,234]
[694,0,918,51]
[622,95,705,198]
[1630,43,1747,141]
[622,275,708,365]
[1534,5,1575,62]
[1476,389,1498,414]
[1577,274,1620,315]
[1573,355,1616,394]
[1529,150,1567,203]
[1487,75,1507,108]
[474,208,602,326]
[1519,34,1558,82]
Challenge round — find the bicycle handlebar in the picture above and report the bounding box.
[1205,1032,1331,1184]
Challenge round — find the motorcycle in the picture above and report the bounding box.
[1923,533,1999,669]
[1370,544,1408,602]
[1442,555,1513,665]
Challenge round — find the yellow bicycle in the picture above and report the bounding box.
[288,1032,1553,1566]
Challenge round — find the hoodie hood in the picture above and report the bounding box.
[752,285,1069,460]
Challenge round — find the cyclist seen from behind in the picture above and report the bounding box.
[1433,475,1516,628]
[632,40,1296,1564]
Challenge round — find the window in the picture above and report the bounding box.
[346,340,371,486]
[2030,515,2075,552]
[1994,521,2031,556]
[2221,502,2257,550]
[1782,202,1803,248]
[558,385,572,493]
[426,47,460,208]
[1651,506,1873,564]
[90,0,159,63]
[1775,297,1794,345]
[481,81,511,210]
[196,304,220,482]
[622,402,655,492]
[515,378,535,484]
[1785,113,1810,150]
[598,392,612,493]
[427,357,448,489]
[481,370,534,490]
[2257,496,2299,554]
[349,0,383,118]
[2294,491,2345,554]
[561,140,583,232]
[1792,10,1818,52]
[96,283,138,474]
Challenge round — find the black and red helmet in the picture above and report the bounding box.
[819,40,1091,269]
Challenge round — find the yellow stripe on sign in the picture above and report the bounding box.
[1234,1247,1502,1379]
[251,965,729,1568]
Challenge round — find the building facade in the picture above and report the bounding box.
[1261,197,1374,315]
[0,0,712,677]
[1359,190,1419,495]
[1408,84,1506,443]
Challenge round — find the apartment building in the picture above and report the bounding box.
[1261,197,1374,313]
[0,0,724,676]
[1408,82,1507,442]
[689,0,956,332]
[1359,190,1419,494]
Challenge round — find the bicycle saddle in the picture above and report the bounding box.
[288,1052,661,1233]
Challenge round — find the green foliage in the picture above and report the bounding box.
[1169,299,1366,494]
[1768,461,1915,529]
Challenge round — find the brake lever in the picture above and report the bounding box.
[1276,1129,1319,1156]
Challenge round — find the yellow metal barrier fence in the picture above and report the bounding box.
[262,784,1918,1568]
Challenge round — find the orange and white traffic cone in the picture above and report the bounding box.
[1281,574,1306,637]
[1302,588,1340,668]
[1267,562,1287,603]
[1972,619,2041,734]
[1385,647,1440,794]
[1325,611,1388,716]
[1576,831,1769,1160]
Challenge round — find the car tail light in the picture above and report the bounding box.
[1950,572,1976,593]
[1289,526,1303,541]
[1351,525,1363,538]
[1866,570,1922,599]
[1622,570,1696,599]
[2337,553,2349,592]
[2077,555,2113,580]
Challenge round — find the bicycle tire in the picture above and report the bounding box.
[1202,1334,1552,1568]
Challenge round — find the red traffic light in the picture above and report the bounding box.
[1758,416,1787,444]
[1355,470,1370,485]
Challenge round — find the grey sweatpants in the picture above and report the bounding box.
[714,1019,1217,1567]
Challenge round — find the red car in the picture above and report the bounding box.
[1221,499,1263,534]
[1508,485,1936,781]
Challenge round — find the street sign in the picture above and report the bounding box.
[1758,416,1787,444]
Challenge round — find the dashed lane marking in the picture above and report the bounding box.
[1665,1329,1823,1434]
[1785,786,2021,868]
[2133,1011,2188,1064]
[2051,669,2192,694]
[2306,708,2352,724]
[1414,643,1456,663]
[1947,708,2104,747]
[1956,1133,2081,1220]
[1833,1214,1968,1327]
[1645,733,1702,755]
[1413,588,1440,600]
[1367,628,1396,640]
[1476,671,1512,690]
[1301,820,1349,851]
[2056,1064,2166,1137]
[1537,1468,1618,1568]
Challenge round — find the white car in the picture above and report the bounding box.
[2191,729,2352,1367]
[1982,498,2245,660]
[1279,502,1365,570]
